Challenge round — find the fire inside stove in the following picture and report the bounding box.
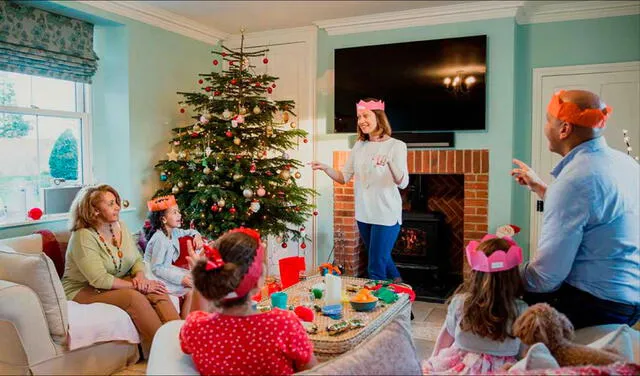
[393,227,428,258]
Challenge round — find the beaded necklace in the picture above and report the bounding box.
[93,223,123,274]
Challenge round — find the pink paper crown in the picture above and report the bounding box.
[466,234,523,273]
[356,99,385,112]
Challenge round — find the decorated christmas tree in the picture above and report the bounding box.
[153,32,317,246]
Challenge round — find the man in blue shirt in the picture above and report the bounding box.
[511,89,639,329]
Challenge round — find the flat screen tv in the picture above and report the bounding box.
[334,35,486,133]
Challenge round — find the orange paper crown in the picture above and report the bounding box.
[547,90,612,129]
[147,195,177,212]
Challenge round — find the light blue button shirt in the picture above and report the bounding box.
[521,137,640,305]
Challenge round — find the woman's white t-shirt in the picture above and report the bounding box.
[341,138,409,226]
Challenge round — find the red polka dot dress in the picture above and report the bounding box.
[180,309,314,375]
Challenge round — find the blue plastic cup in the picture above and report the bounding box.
[271,292,288,309]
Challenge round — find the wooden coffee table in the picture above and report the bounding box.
[262,275,411,361]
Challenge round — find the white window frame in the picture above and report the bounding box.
[0,80,93,227]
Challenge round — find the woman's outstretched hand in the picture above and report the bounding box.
[309,161,329,171]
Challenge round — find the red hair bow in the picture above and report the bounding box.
[229,227,261,243]
[203,244,225,271]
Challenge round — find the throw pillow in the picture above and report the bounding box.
[509,343,560,372]
[587,324,639,363]
[0,246,69,346]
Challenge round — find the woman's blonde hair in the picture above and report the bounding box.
[356,97,393,141]
[69,184,121,231]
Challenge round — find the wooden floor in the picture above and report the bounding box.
[112,301,446,375]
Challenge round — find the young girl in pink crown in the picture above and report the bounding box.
[180,227,317,375]
[423,235,528,374]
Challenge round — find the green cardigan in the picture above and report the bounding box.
[62,222,145,300]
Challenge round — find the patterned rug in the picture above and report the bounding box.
[411,321,442,342]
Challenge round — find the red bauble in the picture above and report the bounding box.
[300,243,307,250]
[300,226,305,231]
[272,83,277,88]
[213,59,219,65]
[231,79,237,85]
[191,132,199,138]
[281,242,287,248]
[263,57,269,64]
[28,207,43,220]
[255,82,261,87]
[211,205,218,212]
[225,130,233,137]
[180,108,185,113]
[214,91,221,96]
[221,52,227,57]
[303,138,309,143]
[198,79,203,84]
[266,171,273,176]
[295,207,301,212]
[229,61,234,66]
[250,163,257,173]
[205,86,211,92]
[229,207,237,214]
[267,87,273,94]
[313,210,319,216]
[236,154,242,159]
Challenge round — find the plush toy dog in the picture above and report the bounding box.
[513,303,624,367]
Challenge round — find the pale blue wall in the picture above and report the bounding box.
[512,15,640,256]
[0,1,218,238]
[315,18,517,264]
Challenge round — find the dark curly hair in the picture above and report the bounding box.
[191,231,260,308]
[452,238,524,341]
[144,209,169,241]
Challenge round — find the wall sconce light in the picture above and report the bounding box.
[444,71,476,94]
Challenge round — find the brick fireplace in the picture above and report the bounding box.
[332,149,489,279]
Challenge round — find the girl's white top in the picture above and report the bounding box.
[341,138,409,226]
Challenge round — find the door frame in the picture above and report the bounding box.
[529,61,640,256]
[224,27,319,269]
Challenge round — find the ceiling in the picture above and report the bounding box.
[143,1,471,34]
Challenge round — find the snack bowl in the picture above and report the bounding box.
[349,296,378,312]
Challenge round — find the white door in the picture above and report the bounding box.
[530,62,640,257]
[225,28,317,277]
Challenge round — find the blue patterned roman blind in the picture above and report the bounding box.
[0,1,98,83]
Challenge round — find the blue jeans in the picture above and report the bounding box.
[357,221,401,281]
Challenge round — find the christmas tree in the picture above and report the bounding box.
[153,32,317,246]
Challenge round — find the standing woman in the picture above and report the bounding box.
[311,98,409,281]
[61,184,180,355]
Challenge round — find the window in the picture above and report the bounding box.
[0,71,91,224]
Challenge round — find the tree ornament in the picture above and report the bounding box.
[167,148,178,162]
[290,122,297,129]
[214,91,221,96]
[231,78,237,85]
[211,204,218,212]
[205,86,212,92]
[199,115,209,124]
[236,115,245,124]
[280,170,291,180]
[263,57,269,64]
[267,87,273,94]
[198,79,204,84]
[179,108,185,113]
[250,200,261,213]
[178,151,187,159]
[233,173,244,181]
[257,187,266,197]
[225,130,233,137]
[229,60,234,66]
[205,146,213,157]
[294,172,302,179]
[236,155,242,160]
[221,52,227,57]
[231,120,238,128]
[213,59,219,65]
[174,140,180,146]
[272,83,277,88]
[197,181,205,188]
[28,207,43,220]
[250,163,257,173]
[222,109,232,119]
[160,172,168,181]
[243,188,253,198]
[313,210,319,216]
[303,138,309,143]
[177,181,184,188]
[200,213,205,219]
[203,166,211,174]
[300,242,307,250]
[281,242,288,248]
[217,199,226,207]
[172,185,179,194]
[229,206,237,214]
[282,112,289,123]
[239,107,247,115]
[253,105,261,115]
[234,137,241,145]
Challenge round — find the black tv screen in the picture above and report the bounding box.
[334,35,486,133]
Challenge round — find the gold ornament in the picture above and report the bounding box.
[167,148,178,162]
[203,167,211,174]
[234,137,241,145]
[280,170,291,180]
[294,172,301,179]
[243,188,253,198]
[253,105,261,114]
[290,122,297,129]
[177,181,184,188]
[122,200,130,208]
[282,112,289,123]
[172,186,179,194]
[217,199,226,207]
[222,109,232,120]
[233,173,244,181]
[239,107,247,115]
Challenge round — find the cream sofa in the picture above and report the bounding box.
[147,298,423,375]
[0,231,139,375]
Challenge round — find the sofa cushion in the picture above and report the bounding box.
[587,325,639,363]
[509,343,560,372]
[35,230,65,278]
[0,245,69,346]
[66,301,139,351]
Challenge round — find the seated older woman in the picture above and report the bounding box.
[61,184,180,355]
